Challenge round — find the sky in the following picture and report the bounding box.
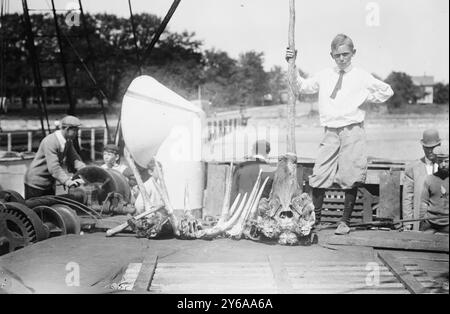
[7,0,450,82]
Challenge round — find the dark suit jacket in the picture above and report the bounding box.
[230,158,274,203]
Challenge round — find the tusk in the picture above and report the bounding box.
[218,193,241,225]
[246,176,270,222]
[226,170,262,237]
[218,163,234,223]
[229,175,269,239]
[198,193,248,238]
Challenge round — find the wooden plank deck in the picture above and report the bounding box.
[147,260,409,294]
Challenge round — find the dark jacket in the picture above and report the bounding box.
[24,132,85,190]
[230,158,274,202]
[421,173,449,226]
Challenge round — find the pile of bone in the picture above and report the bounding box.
[128,163,316,246]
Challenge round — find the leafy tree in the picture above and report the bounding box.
[2,12,274,113]
[267,66,287,104]
[201,49,238,107]
[384,71,424,108]
[234,51,268,107]
[0,13,33,108]
[433,82,449,104]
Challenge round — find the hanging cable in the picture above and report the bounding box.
[22,0,50,136]
[44,0,111,141]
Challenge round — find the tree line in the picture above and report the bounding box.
[0,12,448,114]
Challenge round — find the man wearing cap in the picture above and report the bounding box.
[420,145,449,234]
[402,129,441,230]
[24,115,86,199]
[101,144,137,189]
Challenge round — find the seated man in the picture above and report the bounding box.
[403,129,441,230]
[420,145,449,234]
[230,140,274,202]
[101,144,137,190]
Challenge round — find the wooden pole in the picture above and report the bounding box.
[90,128,95,161]
[27,132,32,152]
[267,0,302,213]
[7,133,11,152]
[287,0,297,155]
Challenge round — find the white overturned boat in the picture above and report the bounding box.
[121,76,206,214]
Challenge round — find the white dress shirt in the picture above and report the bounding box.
[296,65,394,128]
[55,130,66,152]
[101,163,128,174]
[424,157,438,175]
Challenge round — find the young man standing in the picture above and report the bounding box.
[286,33,394,235]
[420,145,449,234]
[24,115,86,199]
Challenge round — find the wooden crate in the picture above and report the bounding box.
[320,188,377,224]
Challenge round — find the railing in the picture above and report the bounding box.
[0,127,112,162]
[0,131,35,153]
[2,113,246,160]
[205,114,248,141]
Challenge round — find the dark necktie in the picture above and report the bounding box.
[330,70,345,99]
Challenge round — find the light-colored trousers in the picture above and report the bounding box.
[309,123,367,189]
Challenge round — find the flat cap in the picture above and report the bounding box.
[60,115,81,128]
[433,145,449,159]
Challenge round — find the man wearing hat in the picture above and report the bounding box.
[402,129,441,230]
[24,115,86,199]
[230,140,274,202]
[420,145,449,234]
[101,143,136,188]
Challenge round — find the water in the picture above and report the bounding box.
[205,119,449,162]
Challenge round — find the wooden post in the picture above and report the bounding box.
[90,128,95,161]
[287,0,297,155]
[103,128,108,146]
[78,129,82,147]
[27,132,32,152]
[207,122,212,141]
[378,169,401,220]
[360,187,374,223]
[204,163,229,218]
